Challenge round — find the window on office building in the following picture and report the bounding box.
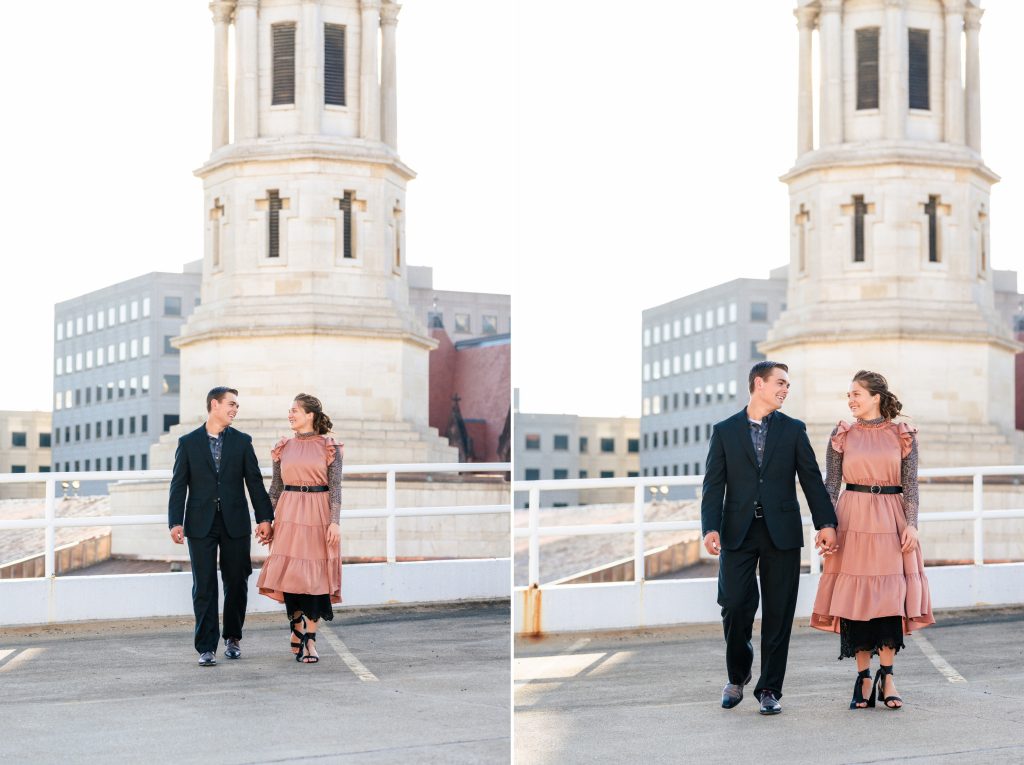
[107,420,113,437]
[600,438,613,453]
[118,419,124,436]
[683,316,692,335]
[579,470,589,479]
[11,465,26,473]
[164,296,182,316]
[579,436,588,453]
[553,468,568,480]
[85,423,91,440]
[524,468,540,480]
[553,435,569,451]
[694,463,701,475]
[751,302,768,322]
[600,470,614,478]
[141,454,148,470]
[525,434,540,450]
[130,417,136,435]
[163,414,180,433]
[75,425,80,442]
[482,315,498,335]
[750,340,766,361]
[11,432,27,447]
[163,375,181,395]
[652,432,659,449]
[683,426,689,444]
[106,457,112,471]
[117,456,124,470]
[130,339,138,358]
[129,455,136,470]
[673,429,679,446]
[142,297,151,317]
[454,314,471,334]
[706,423,712,439]
[628,438,639,453]
[142,415,148,433]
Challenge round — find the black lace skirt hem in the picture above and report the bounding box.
[838,615,904,660]
[284,592,334,623]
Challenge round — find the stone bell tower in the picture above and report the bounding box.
[762,0,1022,465]
[161,0,455,463]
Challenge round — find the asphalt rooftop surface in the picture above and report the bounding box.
[0,601,510,764]
[515,606,1024,765]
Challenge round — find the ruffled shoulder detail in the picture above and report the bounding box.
[896,421,918,459]
[324,436,344,466]
[830,420,852,453]
[270,437,289,463]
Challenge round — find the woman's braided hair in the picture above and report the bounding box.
[852,370,905,420]
[294,393,333,435]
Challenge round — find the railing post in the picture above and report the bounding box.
[385,469,397,564]
[528,488,540,587]
[44,477,56,578]
[633,482,645,583]
[973,471,984,566]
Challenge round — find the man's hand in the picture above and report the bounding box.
[255,521,273,545]
[326,522,340,548]
[169,525,185,545]
[815,526,838,556]
[900,525,919,553]
[703,531,722,556]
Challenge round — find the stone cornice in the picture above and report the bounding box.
[819,0,843,14]
[175,324,438,352]
[195,138,416,180]
[942,0,967,15]
[781,143,1000,184]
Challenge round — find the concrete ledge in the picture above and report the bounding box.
[514,562,1024,635]
[0,558,510,626]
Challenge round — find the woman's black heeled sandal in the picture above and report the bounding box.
[299,633,319,664]
[850,668,875,710]
[874,665,903,709]
[289,615,306,656]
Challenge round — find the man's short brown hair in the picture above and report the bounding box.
[206,386,238,412]
[748,362,789,393]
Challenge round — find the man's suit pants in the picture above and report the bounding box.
[717,515,801,698]
[187,511,252,654]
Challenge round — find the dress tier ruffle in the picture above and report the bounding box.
[257,435,342,605]
[810,419,934,635]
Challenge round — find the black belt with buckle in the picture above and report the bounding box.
[845,483,902,495]
[283,485,329,493]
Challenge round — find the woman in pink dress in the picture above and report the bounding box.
[256,393,343,664]
[810,371,934,709]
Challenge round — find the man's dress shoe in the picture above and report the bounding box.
[198,651,217,667]
[224,638,241,660]
[758,690,782,715]
[721,672,753,709]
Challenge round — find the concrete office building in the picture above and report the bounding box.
[51,262,202,494]
[515,391,639,508]
[409,266,510,341]
[0,411,52,499]
[639,268,788,494]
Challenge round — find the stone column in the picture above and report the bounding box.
[234,0,259,141]
[883,0,907,140]
[795,6,816,155]
[210,1,235,150]
[360,0,382,141]
[819,0,844,147]
[965,6,983,152]
[943,0,965,145]
[300,0,322,135]
[381,2,400,149]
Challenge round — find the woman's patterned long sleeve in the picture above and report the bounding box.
[901,434,920,528]
[269,460,283,512]
[328,451,342,524]
[825,427,844,510]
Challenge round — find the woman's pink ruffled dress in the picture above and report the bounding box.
[810,420,934,636]
[257,435,342,605]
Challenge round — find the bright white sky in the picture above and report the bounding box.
[0,0,514,412]
[513,0,1024,418]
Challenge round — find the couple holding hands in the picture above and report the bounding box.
[701,362,934,715]
[167,388,342,666]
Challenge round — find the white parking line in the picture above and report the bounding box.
[912,631,967,684]
[0,647,42,673]
[317,625,379,682]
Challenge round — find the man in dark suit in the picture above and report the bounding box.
[701,362,838,714]
[168,386,274,666]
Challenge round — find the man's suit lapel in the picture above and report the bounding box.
[731,409,759,470]
[196,426,218,476]
[760,412,785,472]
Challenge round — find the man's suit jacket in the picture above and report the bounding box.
[700,408,836,551]
[168,425,274,540]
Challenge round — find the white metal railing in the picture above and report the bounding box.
[513,467,1024,588]
[0,463,510,577]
